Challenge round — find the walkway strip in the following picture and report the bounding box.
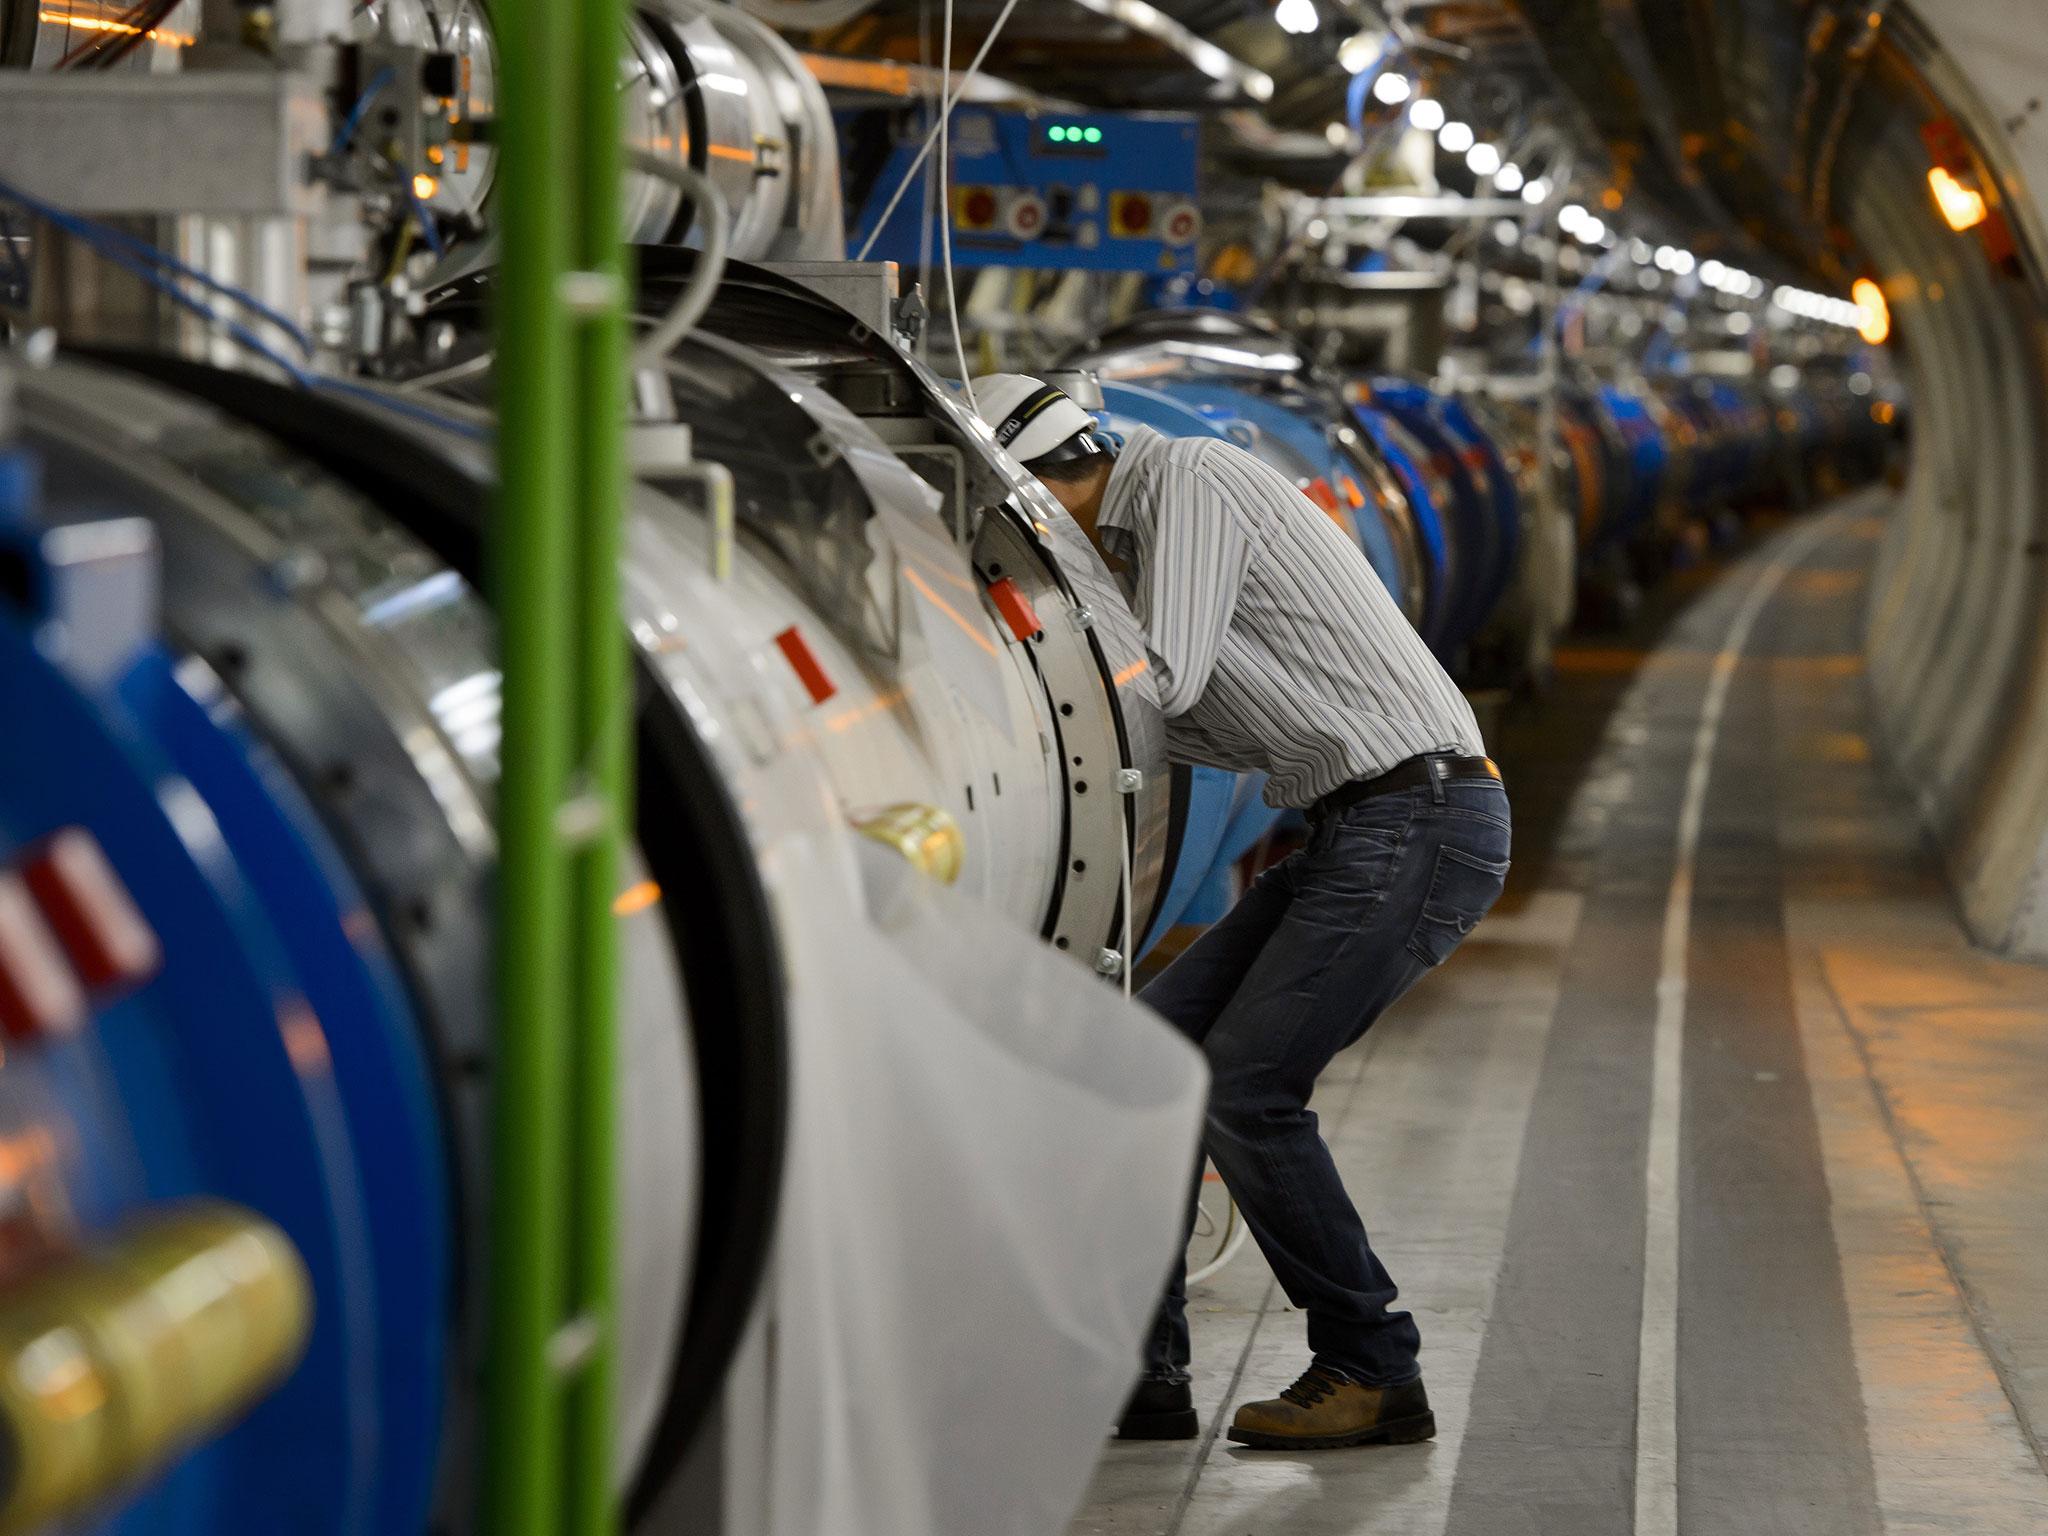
[1634,511,1846,1536]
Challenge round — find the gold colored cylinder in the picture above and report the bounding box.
[0,1201,312,1534]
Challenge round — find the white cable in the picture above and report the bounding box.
[853,0,1027,262]
[398,352,496,392]
[915,0,938,363]
[1118,788,1135,999]
[626,150,732,371]
[1187,1187,1251,1285]
[937,0,977,413]
[1116,778,1245,1277]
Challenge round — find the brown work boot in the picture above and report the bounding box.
[1226,1365,1435,1450]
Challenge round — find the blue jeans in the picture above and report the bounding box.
[1141,774,1512,1387]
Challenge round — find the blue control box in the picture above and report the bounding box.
[845,105,1201,273]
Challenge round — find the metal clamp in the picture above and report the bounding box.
[545,1313,601,1376]
[558,271,624,316]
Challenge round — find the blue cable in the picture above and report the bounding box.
[0,123,485,444]
[0,196,489,442]
[1345,44,1400,136]
[333,67,397,154]
[336,70,444,259]
[399,170,445,257]
[0,175,315,355]
[44,219,306,371]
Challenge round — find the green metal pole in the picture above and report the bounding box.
[484,0,577,1528]
[564,0,631,1526]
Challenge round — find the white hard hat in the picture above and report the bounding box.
[971,373,1117,468]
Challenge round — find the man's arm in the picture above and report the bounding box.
[1145,462,1255,717]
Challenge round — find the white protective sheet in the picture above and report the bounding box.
[767,844,1208,1536]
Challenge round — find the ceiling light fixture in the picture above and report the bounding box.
[1275,0,1320,36]
[1438,120,1475,154]
[1409,98,1446,133]
[1337,29,1383,73]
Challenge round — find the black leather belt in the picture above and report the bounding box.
[1308,754,1504,822]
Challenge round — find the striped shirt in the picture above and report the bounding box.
[1096,425,1484,810]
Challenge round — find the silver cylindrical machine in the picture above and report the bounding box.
[609,258,1176,956]
[11,248,1193,1527]
[11,357,711,1512]
[341,0,844,257]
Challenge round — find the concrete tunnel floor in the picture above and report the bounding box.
[1069,491,2048,1536]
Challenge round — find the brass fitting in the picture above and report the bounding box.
[0,1201,312,1533]
[855,803,966,885]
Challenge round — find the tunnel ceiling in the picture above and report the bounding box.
[1470,0,1884,282]
[776,0,1900,286]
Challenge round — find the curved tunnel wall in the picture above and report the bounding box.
[1837,4,2048,958]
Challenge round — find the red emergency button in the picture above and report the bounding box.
[986,576,1043,642]
[956,186,999,231]
[1110,192,1154,237]
[773,625,837,705]
[20,829,161,999]
[0,873,88,1044]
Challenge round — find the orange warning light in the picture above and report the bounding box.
[1852,278,1890,344]
[1928,166,1987,232]
[612,881,662,917]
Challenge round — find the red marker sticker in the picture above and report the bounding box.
[774,626,837,705]
[987,576,1043,642]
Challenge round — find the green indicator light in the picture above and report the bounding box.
[1048,125,1066,142]
[1084,126,1103,144]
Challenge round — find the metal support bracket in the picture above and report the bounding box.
[0,72,327,218]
